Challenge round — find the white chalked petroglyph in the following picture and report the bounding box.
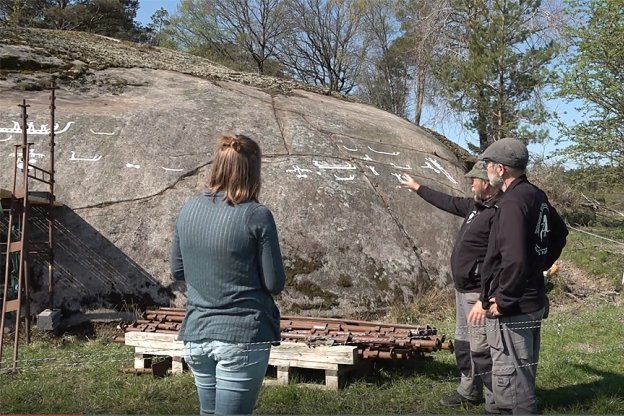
[334,174,355,181]
[12,148,45,169]
[287,165,313,178]
[70,151,102,162]
[392,172,407,183]
[0,121,20,133]
[90,129,116,136]
[395,173,413,191]
[28,149,44,158]
[0,121,74,135]
[424,157,458,184]
[366,165,380,176]
[126,163,140,169]
[421,160,441,174]
[161,167,184,172]
[367,146,399,156]
[391,163,412,170]
[342,145,358,152]
[313,160,356,170]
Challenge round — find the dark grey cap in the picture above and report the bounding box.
[478,138,529,168]
[464,161,488,181]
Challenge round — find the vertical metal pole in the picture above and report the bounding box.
[20,101,31,348]
[11,100,30,369]
[48,83,56,310]
[0,149,18,370]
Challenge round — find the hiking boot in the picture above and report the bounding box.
[439,391,484,407]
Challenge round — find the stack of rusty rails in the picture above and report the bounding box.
[123,320,180,334]
[119,307,453,389]
[280,315,453,360]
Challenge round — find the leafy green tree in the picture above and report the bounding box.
[1,0,141,40]
[83,0,139,39]
[435,0,558,151]
[557,0,624,174]
[44,1,87,30]
[0,0,56,26]
[146,7,170,46]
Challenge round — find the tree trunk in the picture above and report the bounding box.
[413,69,426,126]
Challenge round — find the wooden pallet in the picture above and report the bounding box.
[125,332,185,374]
[266,342,359,389]
[124,332,360,389]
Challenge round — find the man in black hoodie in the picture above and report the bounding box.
[401,162,500,412]
[469,138,568,414]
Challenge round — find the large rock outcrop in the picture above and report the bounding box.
[0,28,474,317]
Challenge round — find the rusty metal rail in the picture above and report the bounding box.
[280,315,453,359]
[121,308,453,360]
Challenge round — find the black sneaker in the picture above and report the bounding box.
[439,391,484,407]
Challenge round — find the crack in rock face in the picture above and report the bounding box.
[0,28,471,317]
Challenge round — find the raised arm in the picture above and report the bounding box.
[401,173,473,217]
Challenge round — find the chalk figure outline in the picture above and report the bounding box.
[424,157,458,184]
[391,163,412,170]
[367,146,399,156]
[70,151,102,162]
[313,160,356,170]
[0,121,74,135]
[90,129,116,136]
[287,165,313,178]
[366,165,380,176]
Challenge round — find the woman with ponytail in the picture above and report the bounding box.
[170,134,285,415]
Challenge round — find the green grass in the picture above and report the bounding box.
[1,300,622,414]
[537,304,624,414]
[561,225,624,290]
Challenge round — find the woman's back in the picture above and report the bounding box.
[172,134,285,415]
[172,191,284,344]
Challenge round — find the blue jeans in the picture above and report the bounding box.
[184,340,271,415]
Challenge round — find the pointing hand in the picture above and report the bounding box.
[399,173,420,191]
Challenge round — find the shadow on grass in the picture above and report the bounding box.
[539,363,624,412]
[356,356,459,387]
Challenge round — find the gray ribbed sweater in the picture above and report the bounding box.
[170,191,286,343]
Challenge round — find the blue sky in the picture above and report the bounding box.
[134,0,576,164]
[136,0,180,25]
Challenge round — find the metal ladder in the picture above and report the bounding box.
[0,87,57,372]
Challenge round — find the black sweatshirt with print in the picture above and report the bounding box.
[479,175,568,315]
[416,186,500,293]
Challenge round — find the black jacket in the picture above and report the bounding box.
[417,186,500,293]
[480,175,568,315]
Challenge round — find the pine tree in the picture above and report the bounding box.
[435,0,558,151]
[557,0,624,175]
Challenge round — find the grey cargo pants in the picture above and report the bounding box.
[486,307,545,414]
[455,291,494,411]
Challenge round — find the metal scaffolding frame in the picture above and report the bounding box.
[0,85,57,372]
